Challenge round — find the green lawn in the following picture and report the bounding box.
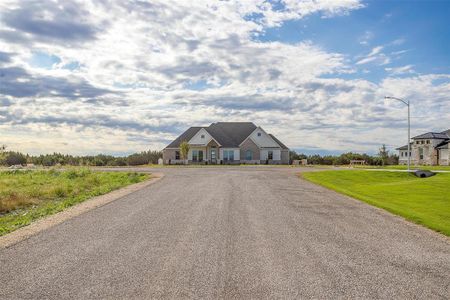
[353,165,450,171]
[301,170,450,236]
[0,169,149,236]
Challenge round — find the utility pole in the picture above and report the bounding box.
[385,96,411,172]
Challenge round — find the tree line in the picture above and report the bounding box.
[0,144,398,167]
[290,145,398,166]
[0,146,162,167]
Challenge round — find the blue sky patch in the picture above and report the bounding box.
[184,80,214,91]
[62,61,81,70]
[29,52,61,69]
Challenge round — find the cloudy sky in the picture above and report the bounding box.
[0,0,449,156]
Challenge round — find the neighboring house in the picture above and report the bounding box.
[397,129,450,166]
[163,122,289,164]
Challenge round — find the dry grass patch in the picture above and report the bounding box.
[0,169,149,236]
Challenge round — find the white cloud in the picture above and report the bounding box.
[356,45,391,66]
[358,30,373,45]
[385,65,415,75]
[390,38,406,46]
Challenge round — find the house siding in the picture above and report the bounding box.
[163,149,177,164]
[439,148,449,165]
[220,148,240,164]
[240,138,260,163]
[281,149,289,164]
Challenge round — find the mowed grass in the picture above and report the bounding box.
[301,170,450,236]
[353,165,450,171]
[0,169,149,236]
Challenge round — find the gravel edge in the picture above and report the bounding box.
[0,173,164,249]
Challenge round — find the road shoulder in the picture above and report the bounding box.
[0,173,164,249]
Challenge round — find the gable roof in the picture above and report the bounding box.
[206,122,257,147]
[164,122,290,150]
[269,134,289,150]
[165,127,203,148]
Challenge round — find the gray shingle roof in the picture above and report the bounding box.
[412,131,449,139]
[441,129,450,136]
[396,143,412,150]
[269,134,289,150]
[436,140,449,149]
[165,122,290,149]
[206,122,257,147]
[165,127,203,148]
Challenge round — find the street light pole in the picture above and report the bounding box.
[385,96,411,172]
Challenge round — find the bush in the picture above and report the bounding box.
[3,152,27,166]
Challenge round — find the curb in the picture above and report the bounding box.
[0,173,164,249]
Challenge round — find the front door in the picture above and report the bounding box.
[210,149,216,164]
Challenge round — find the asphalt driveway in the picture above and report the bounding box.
[1,167,449,299]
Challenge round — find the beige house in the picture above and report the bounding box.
[163,122,289,164]
[397,129,450,166]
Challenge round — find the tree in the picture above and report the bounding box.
[0,145,6,164]
[179,141,190,164]
[4,152,27,166]
[378,144,389,166]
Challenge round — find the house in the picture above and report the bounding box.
[397,129,450,166]
[163,122,289,164]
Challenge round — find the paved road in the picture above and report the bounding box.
[1,167,449,299]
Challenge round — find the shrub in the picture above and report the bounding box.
[3,152,27,166]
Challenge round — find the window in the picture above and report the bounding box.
[419,148,424,160]
[201,134,205,139]
[268,150,273,160]
[401,152,404,157]
[245,150,253,160]
[416,141,420,144]
[175,151,180,160]
[257,132,261,136]
[191,150,203,162]
[421,140,424,144]
[223,150,234,161]
[426,140,430,144]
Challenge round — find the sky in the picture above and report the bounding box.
[0,0,449,156]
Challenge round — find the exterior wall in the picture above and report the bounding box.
[219,148,240,163]
[281,149,289,164]
[188,147,207,162]
[247,128,279,148]
[163,148,176,164]
[188,128,213,146]
[411,138,445,165]
[398,149,411,165]
[240,138,260,162]
[260,149,281,161]
[439,148,449,165]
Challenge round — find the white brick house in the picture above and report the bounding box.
[163,122,289,165]
[397,129,450,166]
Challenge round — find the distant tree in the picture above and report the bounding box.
[289,151,307,163]
[4,152,27,166]
[179,141,190,164]
[378,144,389,166]
[0,145,6,164]
[387,153,399,165]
